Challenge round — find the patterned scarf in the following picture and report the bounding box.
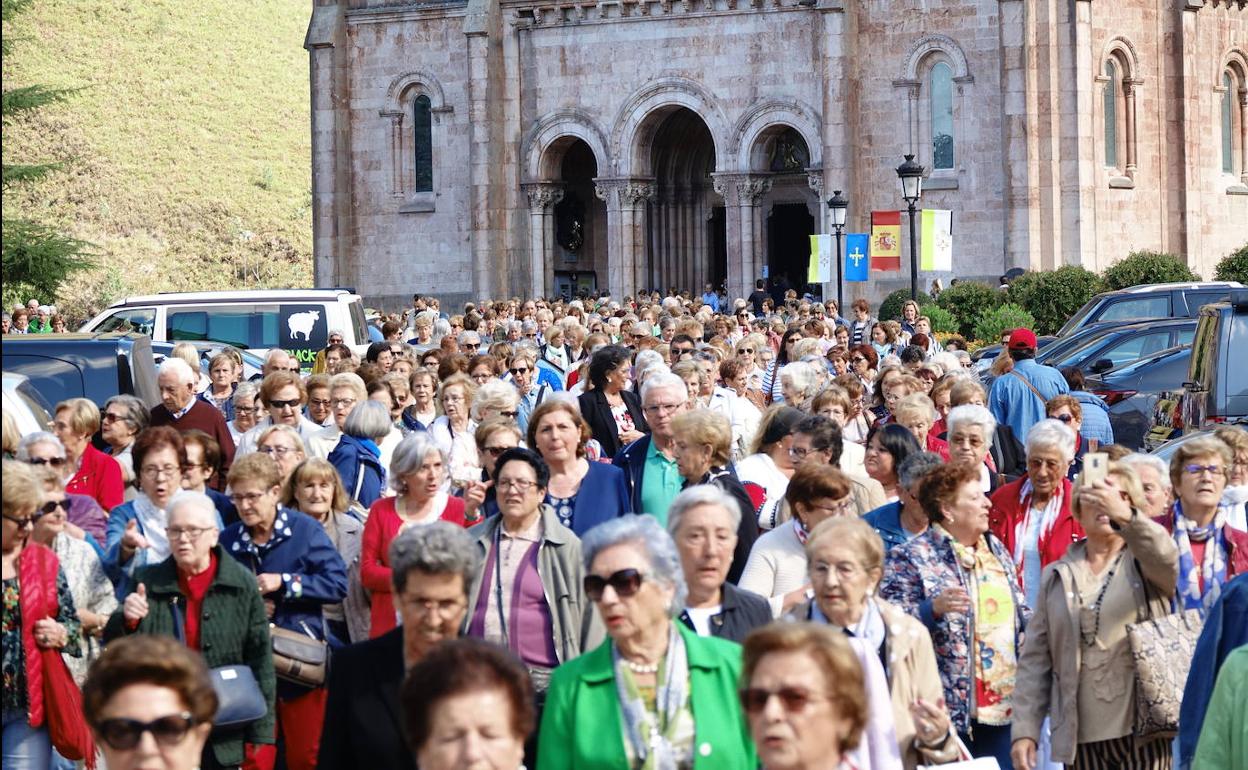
[613,624,689,770]
[1172,501,1229,612]
[1012,479,1064,566]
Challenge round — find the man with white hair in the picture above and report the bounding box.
[262,348,299,376]
[613,371,689,516]
[149,358,235,487]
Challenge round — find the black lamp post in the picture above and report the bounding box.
[895,154,924,300]
[826,189,848,314]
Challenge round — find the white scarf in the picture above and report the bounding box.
[133,492,174,564]
[1014,479,1064,565]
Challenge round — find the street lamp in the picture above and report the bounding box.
[826,189,848,314]
[895,153,924,300]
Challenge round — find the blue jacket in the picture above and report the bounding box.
[104,498,225,599]
[612,434,652,515]
[546,460,630,536]
[1179,573,1248,768]
[1071,390,1114,445]
[198,385,236,421]
[400,409,429,434]
[862,501,916,553]
[206,487,239,527]
[987,358,1070,441]
[328,434,386,509]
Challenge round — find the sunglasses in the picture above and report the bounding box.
[1052,414,1073,423]
[583,568,647,602]
[483,445,513,456]
[3,513,34,528]
[509,367,529,375]
[740,686,827,715]
[27,457,67,467]
[36,500,66,517]
[94,712,196,751]
[267,398,302,410]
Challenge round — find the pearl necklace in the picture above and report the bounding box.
[623,658,660,674]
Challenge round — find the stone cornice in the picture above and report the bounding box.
[508,0,829,28]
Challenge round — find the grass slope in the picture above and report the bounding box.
[3,0,312,318]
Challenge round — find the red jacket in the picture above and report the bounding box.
[65,444,124,512]
[989,476,1084,569]
[1152,511,1248,578]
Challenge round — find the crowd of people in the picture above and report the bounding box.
[3,286,1247,770]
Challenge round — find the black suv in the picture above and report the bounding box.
[1,332,160,408]
[1147,290,1248,447]
[1057,281,1244,337]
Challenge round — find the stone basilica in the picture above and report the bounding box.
[306,0,1247,307]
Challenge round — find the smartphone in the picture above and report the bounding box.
[1083,452,1109,485]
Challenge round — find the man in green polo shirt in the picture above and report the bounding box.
[634,373,690,523]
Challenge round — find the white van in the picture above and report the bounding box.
[79,289,371,371]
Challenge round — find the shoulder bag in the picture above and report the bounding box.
[270,621,328,688]
[171,599,267,729]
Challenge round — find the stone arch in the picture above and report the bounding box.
[610,76,731,176]
[1219,47,1248,85]
[522,110,612,181]
[1101,36,1142,82]
[900,35,972,83]
[381,70,448,115]
[731,98,823,170]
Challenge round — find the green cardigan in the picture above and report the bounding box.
[104,546,276,767]
[1193,645,1248,770]
[536,623,756,770]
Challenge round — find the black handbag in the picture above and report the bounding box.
[171,599,268,729]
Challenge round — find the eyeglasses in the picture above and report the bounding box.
[496,478,538,492]
[3,513,34,528]
[806,498,855,517]
[102,412,127,423]
[1182,464,1225,477]
[643,402,683,415]
[167,526,215,542]
[483,446,513,456]
[583,568,647,602]
[94,713,196,751]
[330,398,357,408]
[403,596,466,616]
[267,398,302,410]
[141,465,180,479]
[228,491,269,505]
[788,446,820,459]
[259,445,299,457]
[234,406,259,415]
[851,356,866,364]
[27,457,67,467]
[308,399,332,408]
[672,347,694,356]
[740,686,828,715]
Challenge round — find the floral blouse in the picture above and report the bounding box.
[2,569,83,723]
[949,535,1019,726]
[53,533,118,685]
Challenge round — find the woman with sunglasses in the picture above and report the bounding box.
[462,419,524,522]
[102,394,150,497]
[537,514,756,770]
[17,432,111,548]
[3,460,89,770]
[849,345,879,395]
[763,328,804,405]
[1045,395,1093,481]
[83,635,219,770]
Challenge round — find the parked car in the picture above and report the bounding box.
[1037,318,1197,376]
[2,372,53,436]
[1056,281,1244,337]
[79,288,371,370]
[1083,345,1192,451]
[970,335,1058,370]
[1146,289,1248,448]
[1147,428,1222,464]
[0,332,160,410]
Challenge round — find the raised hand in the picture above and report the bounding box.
[123,583,149,625]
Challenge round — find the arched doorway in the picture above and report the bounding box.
[553,140,604,299]
[751,126,818,298]
[645,108,725,295]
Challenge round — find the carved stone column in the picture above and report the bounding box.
[594,180,625,297]
[1123,80,1140,175]
[712,174,743,298]
[621,181,656,295]
[523,183,564,300]
[1240,89,1248,181]
[737,176,772,295]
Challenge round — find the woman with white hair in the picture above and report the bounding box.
[1120,452,1174,520]
[945,404,1000,491]
[101,394,149,495]
[329,400,391,510]
[227,380,262,445]
[989,418,1081,605]
[779,361,822,413]
[471,377,522,424]
[257,423,307,485]
[17,432,111,547]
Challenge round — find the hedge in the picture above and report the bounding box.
[1006,266,1104,336]
[935,281,1003,338]
[973,303,1037,345]
[1214,243,1248,283]
[921,304,960,334]
[1102,250,1199,291]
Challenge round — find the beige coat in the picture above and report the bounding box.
[1012,511,1178,763]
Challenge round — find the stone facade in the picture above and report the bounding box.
[307,0,1248,309]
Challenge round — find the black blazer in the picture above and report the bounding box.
[318,628,414,770]
[679,583,773,644]
[577,388,649,459]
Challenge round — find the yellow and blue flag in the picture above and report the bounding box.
[845,234,869,282]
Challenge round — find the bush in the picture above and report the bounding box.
[935,281,1003,338]
[877,288,934,324]
[973,303,1037,345]
[921,304,960,334]
[1007,266,1104,336]
[1214,243,1248,283]
[1102,250,1199,290]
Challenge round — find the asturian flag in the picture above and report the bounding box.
[808,235,833,283]
[920,209,953,272]
[870,211,902,271]
[845,234,870,282]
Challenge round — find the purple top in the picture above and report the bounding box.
[67,493,108,549]
[468,539,559,669]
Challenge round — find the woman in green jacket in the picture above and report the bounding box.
[106,492,275,770]
[537,513,756,770]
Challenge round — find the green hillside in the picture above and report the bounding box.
[3,0,312,318]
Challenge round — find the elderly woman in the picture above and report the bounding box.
[795,517,958,769]
[329,400,390,510]
[988,419,1083,606]
[429,373,481,485]
[463,448,598,696]
[537,514,756,770]
[236,371,320,456]
[306,372,366,460]
[945,404,1000,493]
[102,394,149,494]
[670,410,760,583]
[17,432,111,547]
[106,492,276,769]
[864,423,922,502]
[319,522,478,770]
[893,393,950,461]
[736,405,805,516]
[667,485,771,644]
[83,635,219,770]
[1011,462,1178,770]
[577,345,649,459]
[779,361,821,413]
[1045,394,1098,480]
[228,381,262,445]
[1121,453,1174,520]
[471,377,522,425]
[3,461,86,769]
[362,432,468,639]
[219,454,347,770]
[400,639,535,770]
[949,379,1027,481]
[741,623,866,770]
[403,367,439,430]
[879,462,1030,768]
[256,424,306,485]
[734,333,769,393]
[527,399,630,536]
[1214,425,1248,531]
[29,467,117,685]
[741,464,856,619]
[204,352,239,419]
[283,459,369,644]
[54,397,125,512]
[1157,436,1248,609]
[461,419,524,522]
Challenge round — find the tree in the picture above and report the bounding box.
[1007,266,1104,336]
[2,0,94,306]
[1101,250,1199,291]
[973,303,1037,346]
[935,281,1003,338]
[1214,243,1248,283]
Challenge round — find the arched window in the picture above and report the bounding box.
[1104,60,1119,169]
[1224,72,1236,175]
[413,95,433,193]
[930,62,954,170]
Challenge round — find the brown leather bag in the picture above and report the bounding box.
[269,624,327,687]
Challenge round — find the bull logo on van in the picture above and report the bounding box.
[288,310,321,342]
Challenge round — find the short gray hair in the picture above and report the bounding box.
[581,514,687,616]
[666,485,742,536]
[1025,418,1076,462]
[257,424,305,454]
[946,404,997,447]
[344,400,393,442]
[16,432,65,461]
[167,492,219,527]
[232,381,260,407]
[640,371,687,405]
[1121,453,1171,489]
[388,520,478,596]
[780,361,822,401]
[158,357,197,385]
[898,451,945,489]
[104,394,149,435]
[390,432,445,494]
[471,379,519,421]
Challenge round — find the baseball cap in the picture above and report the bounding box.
[1007,328,1038,351]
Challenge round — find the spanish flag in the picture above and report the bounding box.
[870,211,902,271]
